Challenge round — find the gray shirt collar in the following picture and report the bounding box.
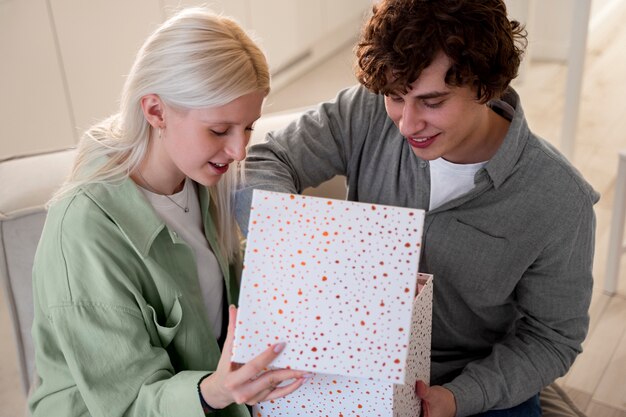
[483,88,529,189]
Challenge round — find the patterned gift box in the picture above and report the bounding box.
[233,190,433,416]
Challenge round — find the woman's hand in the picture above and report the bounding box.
[200,305,311,408]
[415,380,456,417]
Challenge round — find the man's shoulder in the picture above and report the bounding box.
[334,84,385,110]
[522,136,599,206]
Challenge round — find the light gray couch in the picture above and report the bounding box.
[0,148,76,395]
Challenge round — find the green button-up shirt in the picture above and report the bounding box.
[30,177,249,417]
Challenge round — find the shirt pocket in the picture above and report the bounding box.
[430,217,510,299]
[146,296,183,348]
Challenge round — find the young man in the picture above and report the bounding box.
[236,1,598,416]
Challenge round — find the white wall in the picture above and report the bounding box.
[505,0,625,63]
[6,0,619,160]
[0,0,371,159]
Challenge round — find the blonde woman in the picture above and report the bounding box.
[29,8,309,417]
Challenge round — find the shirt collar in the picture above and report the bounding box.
[83,176,211,258]
[483,87,529,189]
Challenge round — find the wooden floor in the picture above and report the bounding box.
[1,3,626,417]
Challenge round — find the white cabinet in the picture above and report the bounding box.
[49,0,162,134]
[0,0,371,157]
[162,0,251,26]
[295,2,324,53]
[164,1,330,76]
[322,0,372,35]
[250,0,303,73]
[0,0,75,158]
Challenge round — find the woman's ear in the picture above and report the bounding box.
[140,94,166,129]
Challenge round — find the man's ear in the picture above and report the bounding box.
[140,94,166,129]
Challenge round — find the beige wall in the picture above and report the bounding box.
[0,0,371,159]
[6,0,620,160]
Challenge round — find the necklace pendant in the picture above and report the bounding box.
[184,207,189,213]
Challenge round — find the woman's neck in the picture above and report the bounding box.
[132,143,185,195]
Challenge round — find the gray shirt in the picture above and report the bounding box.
[235,85,599,416]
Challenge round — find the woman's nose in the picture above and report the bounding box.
[225,131,249,162]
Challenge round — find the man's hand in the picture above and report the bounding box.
[416,380,456,417]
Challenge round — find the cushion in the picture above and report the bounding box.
[540,383,588,417]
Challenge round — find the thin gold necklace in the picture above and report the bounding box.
[136,170,189,213]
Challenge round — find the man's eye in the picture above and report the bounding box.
[389,96,404,103]
[424,100,444,109]
[211,129,228,136]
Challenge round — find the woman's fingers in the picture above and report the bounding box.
[264,375,308,402]
[222,305,237,357]
[227,341,287,386]
[211,307,311,405]
[216,305,238,372]
[241,375,281,405]
[245,378,305,405]
[243,369,311,405]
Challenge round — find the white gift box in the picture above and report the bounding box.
[233,191,433,416]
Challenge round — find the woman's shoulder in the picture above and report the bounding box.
[40,180,154,272]
[46,184,114,236]
[34,184,148,308]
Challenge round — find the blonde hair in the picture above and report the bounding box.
[51,7,270,262]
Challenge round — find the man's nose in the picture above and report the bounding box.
[399,102,426,137]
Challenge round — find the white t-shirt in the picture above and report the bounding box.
[429,158,487,210]
[428,100,513,210]
[138,178,224,338]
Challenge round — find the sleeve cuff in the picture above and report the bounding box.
[198,373,221,414]
[161,370,212,417]
[443,373,487,417]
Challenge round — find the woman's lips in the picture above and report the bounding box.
[406,133,439,149]
[208,162,229,174]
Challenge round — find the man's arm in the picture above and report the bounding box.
[443,197,596,416]
[236,85,377,234]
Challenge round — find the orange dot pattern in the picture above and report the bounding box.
[255,374,392,416]
[232,190,426,385]
[252,274,434,417]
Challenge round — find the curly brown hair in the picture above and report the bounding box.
[355,0,527,102]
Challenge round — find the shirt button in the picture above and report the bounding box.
[420,161,428,168]
[172,231,178,237]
